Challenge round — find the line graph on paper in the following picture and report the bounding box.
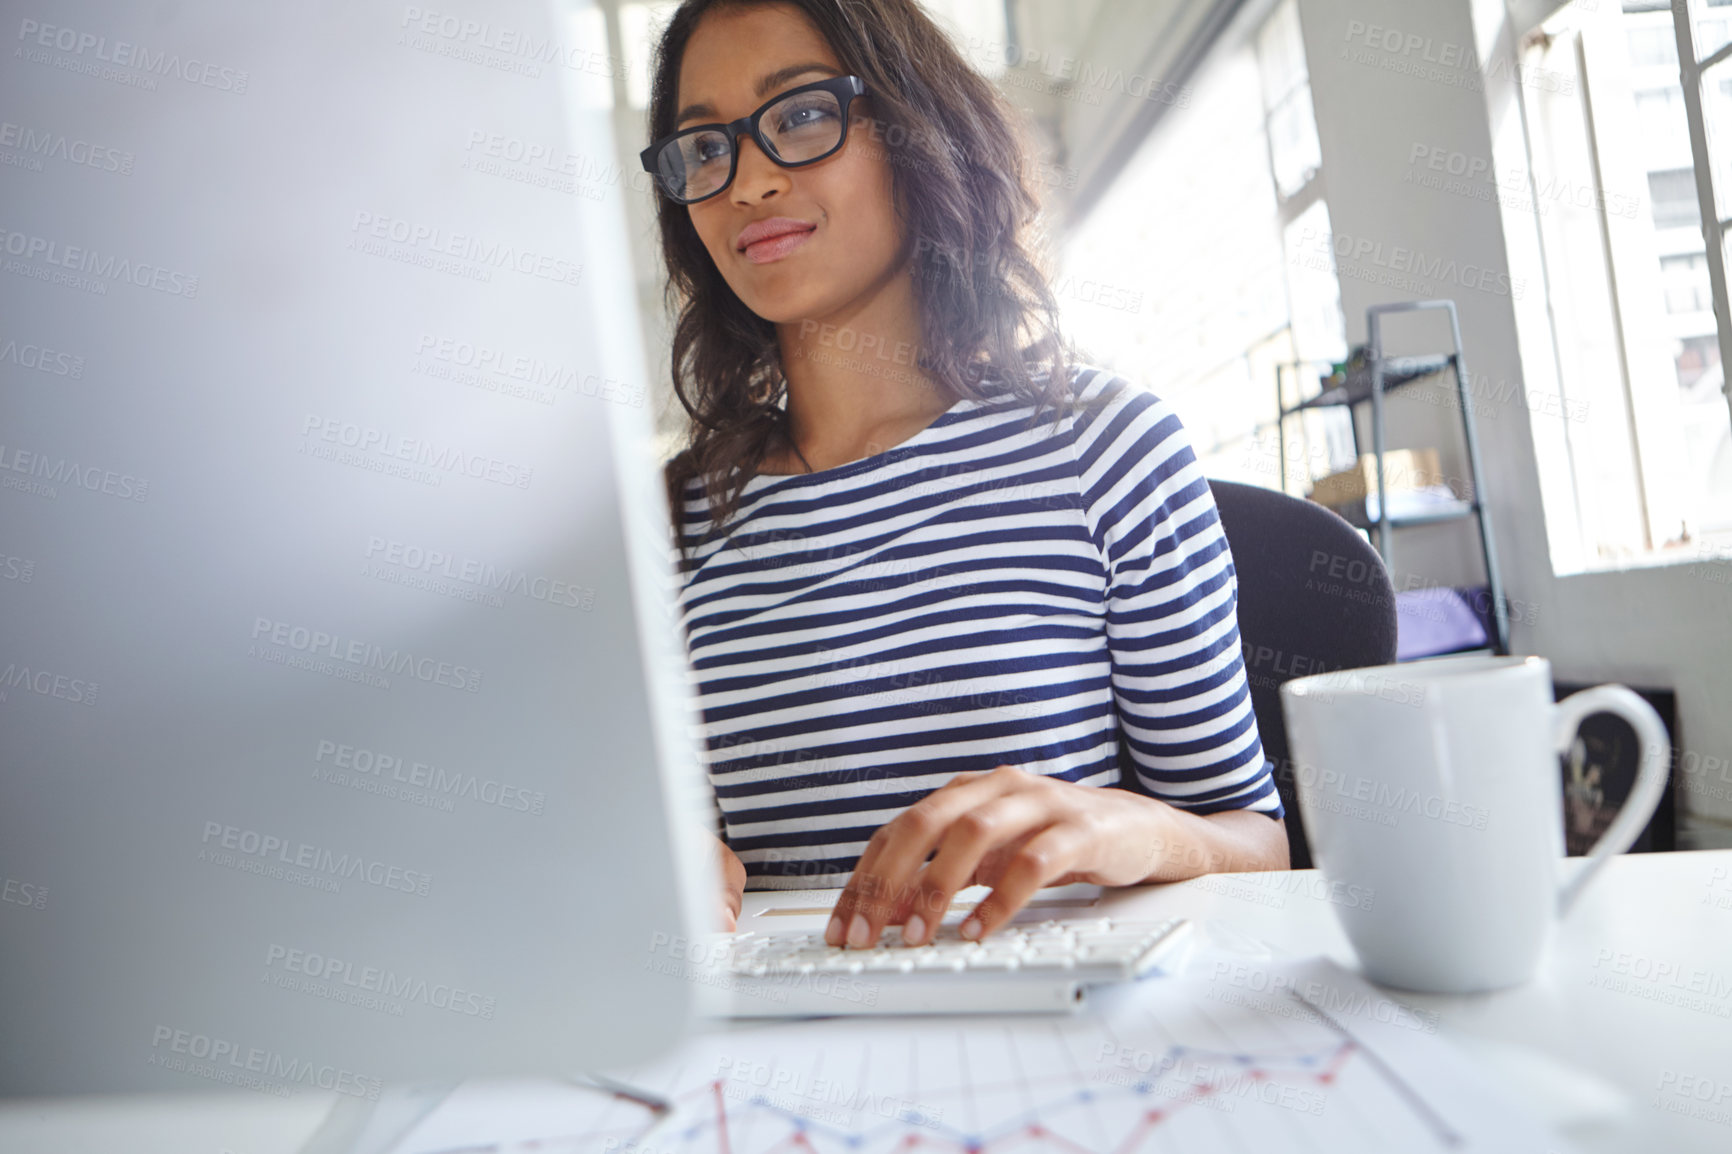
[397,980,1474,1154]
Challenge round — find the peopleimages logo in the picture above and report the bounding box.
[0,120,133,174]
[414,333,646,408]
[249,616,483,693]
[147,1026,379,1100]
[0,441,148,501]
[313,738,548,816]
[364,535,595,611]
[398,6,633,78]
[0,225,200,296]
[264,943,497,1018]
[1291,225,1524,300]
[0,336,85,377]
[0,441,148,500]
[16,18,251,93]
[349,211,582,286]
[1,876,48,910]
[199,820,433,897]
[0,658,98,705]
[1288,760,1489,831]
[300,415,534,490]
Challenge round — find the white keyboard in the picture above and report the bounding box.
[703,916,1191,1017]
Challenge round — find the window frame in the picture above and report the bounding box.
[1672,1,1732,432]
[1504,2,1711,566]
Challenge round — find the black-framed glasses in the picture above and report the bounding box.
[640,75,870,205]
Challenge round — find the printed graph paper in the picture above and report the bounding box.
[383,956,1573,1154]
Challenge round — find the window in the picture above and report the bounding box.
[1257,0,1322,200]
[1662,252,1713,312]
[618,4,664,110]
[1649,167,1703,228]
[1635,89,1693,158]
[1627,26,1677,68]
[1057,0,1347,493]
[1700,17,1732,57]
[1506,0,1732,567]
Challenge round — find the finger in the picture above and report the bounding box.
[825,770,1014,946]
[845,771,1036,946]
[824,779,975,946]
[825,826,909,946]
[719,902,737,933]
[959,824,1090,941]
[827,770,1022,947]
[827,822,934,948]
[900,794,1056,945]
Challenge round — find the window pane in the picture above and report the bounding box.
[1705,48,1732,225]
[1522,11,1652,556]
[620,3,678,110]
[1704,238,1732,536]
[1662,252,1713,311]
[1060,24,1292,479]
[1629,5,1732,541]
[1636,88,1695,167]
[1649,167,1703,227]
[1700,16,1732,57]
[1627,25,1678,68]
[1267,85,1322,199]
[1256,0,1308,111]
[1283,199,1347,365]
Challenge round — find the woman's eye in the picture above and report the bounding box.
[774,104,837,134]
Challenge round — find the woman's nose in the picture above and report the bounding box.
[730,135,790,202]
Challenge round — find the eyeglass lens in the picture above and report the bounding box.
[657,87,846,201]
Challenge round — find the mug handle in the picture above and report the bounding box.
[1552,685,1671,917]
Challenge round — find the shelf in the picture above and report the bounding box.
[1401,644,1497,664]
[1271,299,1508,656]
[1281,353,1454,415]
[1321,498,1478,532]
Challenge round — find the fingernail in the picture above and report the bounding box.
[824,915,843,947]
[960,917,982,940]
[902,913,926,946]
[847,914,870,948]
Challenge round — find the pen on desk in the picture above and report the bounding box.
[570,1071,675,1117]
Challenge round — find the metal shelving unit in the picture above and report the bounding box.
[1274,299,1510,656]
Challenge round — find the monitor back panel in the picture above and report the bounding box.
[0,0,711,1095]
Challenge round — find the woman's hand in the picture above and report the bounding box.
[713,834,746,932]
[823,765,1175,948]
[823,764,1288,948]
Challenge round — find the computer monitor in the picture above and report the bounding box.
[0,0,714,1096]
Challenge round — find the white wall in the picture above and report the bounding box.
[1296,0,1732,846]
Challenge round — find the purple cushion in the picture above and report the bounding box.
[1396,586,1492,660]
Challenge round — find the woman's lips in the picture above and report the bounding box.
[741,226,815,264]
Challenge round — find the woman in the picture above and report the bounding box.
[643,0,1288,947]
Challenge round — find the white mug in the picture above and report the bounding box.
[1279,654,1670,993]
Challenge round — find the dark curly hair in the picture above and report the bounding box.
[648,0,1083,555]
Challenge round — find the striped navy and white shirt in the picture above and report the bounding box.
[675,364,1282,889]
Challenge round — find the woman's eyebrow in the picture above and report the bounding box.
[675,62,841,125]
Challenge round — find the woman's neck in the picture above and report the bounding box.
[770,264,954,474]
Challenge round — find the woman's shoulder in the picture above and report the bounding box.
[1044,362,1205,498]
[1025,361,1182,451]
[969,358,1150,413]
[1060,360,1169,413]
[958,361,1188,472]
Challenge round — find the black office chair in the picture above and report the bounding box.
[1115,479,1399,869]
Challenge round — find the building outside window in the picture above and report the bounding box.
[1510,0,1732,568]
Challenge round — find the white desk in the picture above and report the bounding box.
[4,850,1729,1153]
